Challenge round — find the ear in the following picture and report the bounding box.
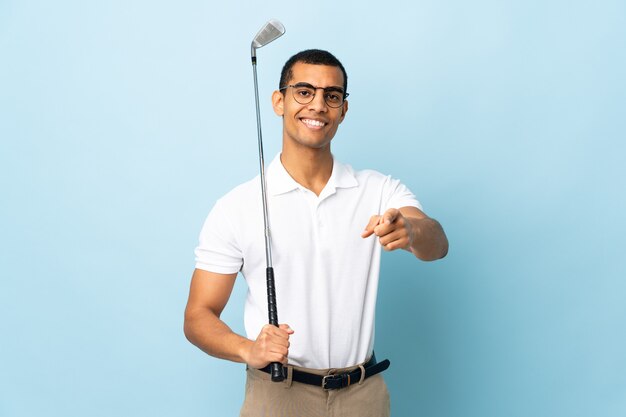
[272,90,284,116]
[338,99,348,123]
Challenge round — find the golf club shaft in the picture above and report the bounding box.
[252,59,284,383]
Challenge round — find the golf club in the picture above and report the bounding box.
[250,18,286,383]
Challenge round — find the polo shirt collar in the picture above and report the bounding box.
[267,153,358,197]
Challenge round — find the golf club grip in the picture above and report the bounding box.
[266,267,279,326]
[266,267,285,381]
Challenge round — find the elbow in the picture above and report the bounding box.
[183,308,199,344]
[183,315,193,343]
[183,306,221,346]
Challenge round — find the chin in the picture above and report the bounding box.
[287,135,331,150]
[300,139,332,150]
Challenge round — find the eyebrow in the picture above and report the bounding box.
[292,82,344,93]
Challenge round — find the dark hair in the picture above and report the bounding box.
[279,49,348,94]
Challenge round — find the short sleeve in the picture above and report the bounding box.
[382,176,422,212]
[194,198,243,274]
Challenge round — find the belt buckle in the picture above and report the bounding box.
[322,374,333,391]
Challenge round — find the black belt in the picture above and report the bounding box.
[258,354,390,390]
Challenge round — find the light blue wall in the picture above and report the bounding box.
[1,1,624,416]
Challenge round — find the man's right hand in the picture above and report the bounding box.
[242,323,294,369]
[184,270,295,368]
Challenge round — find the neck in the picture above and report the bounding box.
[280,145,333,196]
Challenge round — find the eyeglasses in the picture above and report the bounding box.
[279,82,349,108]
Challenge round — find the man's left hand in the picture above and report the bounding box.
[361,208,413,252]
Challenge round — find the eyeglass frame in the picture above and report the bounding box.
[278,82,349,108]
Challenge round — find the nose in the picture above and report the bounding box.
[307,88,328,112]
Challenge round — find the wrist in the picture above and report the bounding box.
[236,338,253,365]
[405,217,419,251]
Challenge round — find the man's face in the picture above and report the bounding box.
[272,62,348,151]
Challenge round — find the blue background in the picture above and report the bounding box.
[1,1,625,416]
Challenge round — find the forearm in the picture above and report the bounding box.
[184,307,252,364]
[407,217,449,261]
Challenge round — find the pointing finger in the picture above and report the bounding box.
[382,208,399,225]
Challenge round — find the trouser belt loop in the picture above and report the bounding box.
[285,365,294,388]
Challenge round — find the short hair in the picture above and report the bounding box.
[279,49,348,94]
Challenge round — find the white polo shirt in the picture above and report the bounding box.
[195,154,421,369]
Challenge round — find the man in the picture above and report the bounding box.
[184,49,448,417]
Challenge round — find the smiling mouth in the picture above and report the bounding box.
[300,118,327,128]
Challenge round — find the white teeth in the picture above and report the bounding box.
[302,119,325,127]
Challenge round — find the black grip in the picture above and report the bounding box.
[266,267,279,326]
[266,267,285,382]
[270,362,284,382]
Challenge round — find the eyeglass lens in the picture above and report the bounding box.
[291,84,345,108]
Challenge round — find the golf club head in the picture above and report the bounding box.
[251,19,285,59]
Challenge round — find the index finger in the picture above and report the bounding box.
[382,208,399,224]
